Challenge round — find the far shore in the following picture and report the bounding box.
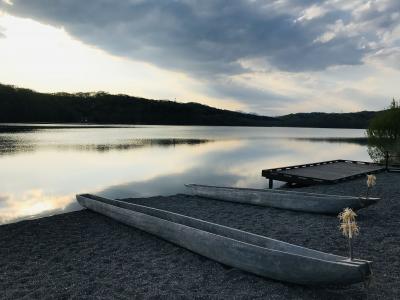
[0,122,370,130]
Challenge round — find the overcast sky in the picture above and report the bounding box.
[0,0,399,115]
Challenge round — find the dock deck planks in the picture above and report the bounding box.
[262,159,385,187]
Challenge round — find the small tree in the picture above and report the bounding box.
[367,99,400,165]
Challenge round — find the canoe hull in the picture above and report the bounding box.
[185,184,379,214]
[77,194,372,285]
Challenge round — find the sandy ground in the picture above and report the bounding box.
[0,172,399,299]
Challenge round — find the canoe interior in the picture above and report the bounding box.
[78,194,367,265]
[77,194,373,285]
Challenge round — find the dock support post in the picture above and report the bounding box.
[268,179,273,189]
[385,151,389,171]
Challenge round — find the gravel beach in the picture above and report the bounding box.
[1,172,399,299]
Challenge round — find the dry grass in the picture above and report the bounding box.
[366,174,377,199]
[338,208,359,238]
[367,174,377,188]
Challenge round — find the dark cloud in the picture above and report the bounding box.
[0,0,375,75]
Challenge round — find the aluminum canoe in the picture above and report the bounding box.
[77,194,372,285]
[185,184,379,214]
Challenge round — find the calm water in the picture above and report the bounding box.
[0,124,370,225]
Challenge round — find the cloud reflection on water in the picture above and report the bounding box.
[0,190,80,224]
[0,125,371,225]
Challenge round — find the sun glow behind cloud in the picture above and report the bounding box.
[0,13,244,111]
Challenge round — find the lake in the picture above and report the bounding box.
[0,124,370,225]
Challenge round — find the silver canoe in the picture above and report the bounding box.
[77,194,372,285]
[185,184,379,214]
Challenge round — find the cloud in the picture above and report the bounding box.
[0,0,383,75]
[0,24,5,38]
[1,0,399,113]
[369,47,400,70]
[1,0,13,6]
[205,78,295,113]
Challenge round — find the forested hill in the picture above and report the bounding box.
[0,84,277,126]
[278,111,377,129]
[0,84,377,128]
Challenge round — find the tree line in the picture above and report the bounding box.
[0,83,377,128]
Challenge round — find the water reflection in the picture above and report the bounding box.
[0,190,80,224]
[0,125,371,225]
[0,136,210,155]
[0,136,35,155]
[0,124,133,132]
[291,137,368,146]
[100,166,244,199]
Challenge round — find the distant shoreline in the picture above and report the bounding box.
[0,123,369,130]
[0,83,377,129]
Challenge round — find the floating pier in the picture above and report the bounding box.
[262,159,385,188]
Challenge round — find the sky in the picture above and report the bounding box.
[0,0,399,115]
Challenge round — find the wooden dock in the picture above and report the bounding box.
[262,159,385,188]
